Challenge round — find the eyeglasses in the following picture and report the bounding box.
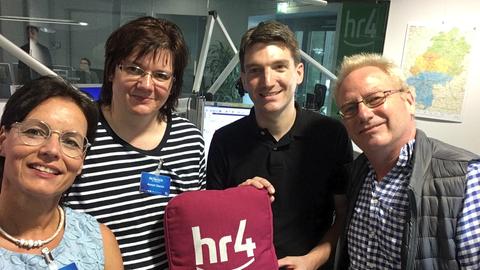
[118,63,174,84]
[11,119,90,158]
[338,89,405,119]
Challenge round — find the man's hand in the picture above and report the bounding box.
[278,255,319,270]
[239,176,275,202]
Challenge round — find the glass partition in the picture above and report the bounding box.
[0,0,388,115]
[0,0,209,95]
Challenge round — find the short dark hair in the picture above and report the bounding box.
[239,21,301,72]
[100,16,188,118]
[80,57,91,66]
[26,25,39,33]
[26,25,39,40]
[0,76,99,198]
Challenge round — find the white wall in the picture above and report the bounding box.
[383,0,480,154]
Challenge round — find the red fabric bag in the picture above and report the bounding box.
[164,186,278,269]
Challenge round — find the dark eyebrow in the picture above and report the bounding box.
[126,62,173,74]
[244,59,290,70]
[272,60,290,66]
[244,63,261,70]
[123,61,140,67]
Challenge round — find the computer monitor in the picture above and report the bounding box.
[75,83,102,101]
[52,68,69,80]
[202,102,251,159]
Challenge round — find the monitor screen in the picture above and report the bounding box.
[202,104,251,159]
[75,83,101,101]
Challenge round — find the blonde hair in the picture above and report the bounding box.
[334,53,413,100]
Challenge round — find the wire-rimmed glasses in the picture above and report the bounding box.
[11,119,90,158]
[118,63,174,84]
[338,89,405,119]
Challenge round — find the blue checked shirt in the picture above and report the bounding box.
[347,140,480,269]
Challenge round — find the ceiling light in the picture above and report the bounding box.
[297,0,328,6]
[277,2,289,13]
[39,26,56,34]
[0,16,88,26]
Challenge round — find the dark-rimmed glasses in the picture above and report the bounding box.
[11,119,90,158]
[118,63,174,84]
[338,89,405,119]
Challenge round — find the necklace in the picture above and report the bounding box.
[0,206,64,249]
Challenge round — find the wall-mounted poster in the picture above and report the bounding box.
[401,24,475,122]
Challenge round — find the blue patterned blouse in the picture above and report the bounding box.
[0,207,104,269]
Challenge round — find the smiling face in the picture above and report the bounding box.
[0,97,87,200]
[336,66,416,155]
[241,42,303,117]
[110,50,174,118]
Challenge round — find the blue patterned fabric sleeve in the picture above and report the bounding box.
[456,160,480,269]
[0,207,104,270]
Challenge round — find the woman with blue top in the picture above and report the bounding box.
[0,76,123,269]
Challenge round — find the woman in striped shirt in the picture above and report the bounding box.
[67,17,206,270]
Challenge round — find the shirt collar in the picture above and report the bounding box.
[398,139,415,168]
[246,102,311,139]
[366,139,416,181]
[288,103,315,139]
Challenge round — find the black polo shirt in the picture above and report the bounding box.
[206,106,353,259]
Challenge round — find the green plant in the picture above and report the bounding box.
[205,41,241,102]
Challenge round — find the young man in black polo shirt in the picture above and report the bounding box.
[206,21,352,269]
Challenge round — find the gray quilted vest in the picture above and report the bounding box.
[335,129,479,270]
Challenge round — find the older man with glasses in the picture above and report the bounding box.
[333,53,480,270]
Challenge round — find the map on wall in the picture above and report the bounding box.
[401,24,475,122]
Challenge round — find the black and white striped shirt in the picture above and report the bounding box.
[67,113,206,269]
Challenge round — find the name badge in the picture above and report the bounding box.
[140,172,171,196]
[59,263,78,270]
